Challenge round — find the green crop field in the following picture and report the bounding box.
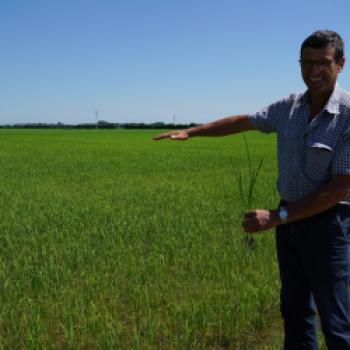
[0,129,291,349]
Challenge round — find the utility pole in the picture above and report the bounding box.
[95,109,99,129]
[173,113,176,125]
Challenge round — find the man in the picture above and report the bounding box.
[154,30,350,349]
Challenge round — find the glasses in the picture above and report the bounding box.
[299,59,335,70]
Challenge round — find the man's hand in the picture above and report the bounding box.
[153,130,189,141]
[242,209,281,233]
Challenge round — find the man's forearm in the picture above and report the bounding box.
[153,114,256,141]
[243,174,350,233]
[284,175,350,223]
[186,115,255,137]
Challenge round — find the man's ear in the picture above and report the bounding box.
[337,57,345,73]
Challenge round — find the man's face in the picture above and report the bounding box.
[300,46,345,95]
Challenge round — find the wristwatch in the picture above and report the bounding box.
[278,206,288,224]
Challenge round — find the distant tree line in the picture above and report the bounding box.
[0,121,200,129]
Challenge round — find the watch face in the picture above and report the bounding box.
[279,207,288,222]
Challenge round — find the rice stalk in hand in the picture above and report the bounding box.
[236,135,264,250]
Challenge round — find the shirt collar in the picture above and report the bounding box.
[298,83,341,116]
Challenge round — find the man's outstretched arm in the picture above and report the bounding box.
[153,115,256,140]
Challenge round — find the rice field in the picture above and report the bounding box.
[0,129,285,349]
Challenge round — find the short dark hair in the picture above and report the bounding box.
[300,30,344,62]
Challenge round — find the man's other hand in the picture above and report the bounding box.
[242,209,280,233]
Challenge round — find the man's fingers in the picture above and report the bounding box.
[153,133,172,140]
[153,131,189,141]
[243,217,257,227]
[244,211,257,219]
[243,212,257,231]
[153,131,178,141]
[243,220,258,232]
[242,209,275,233]
[243,218,264,232]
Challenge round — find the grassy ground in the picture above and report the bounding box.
[0,129,288,349]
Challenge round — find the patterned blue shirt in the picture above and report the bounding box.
[248,83,350,202]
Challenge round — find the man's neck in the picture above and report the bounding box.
[308,88,334,119]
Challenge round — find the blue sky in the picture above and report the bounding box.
[1,0,350,125]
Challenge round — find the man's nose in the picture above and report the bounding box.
[310,63,323,75]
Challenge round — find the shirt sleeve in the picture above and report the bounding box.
[248,94,295,134]
[332,135,350,175]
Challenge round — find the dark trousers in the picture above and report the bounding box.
[276,204,350,349]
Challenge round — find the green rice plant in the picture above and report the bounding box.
[235,134,264,249]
